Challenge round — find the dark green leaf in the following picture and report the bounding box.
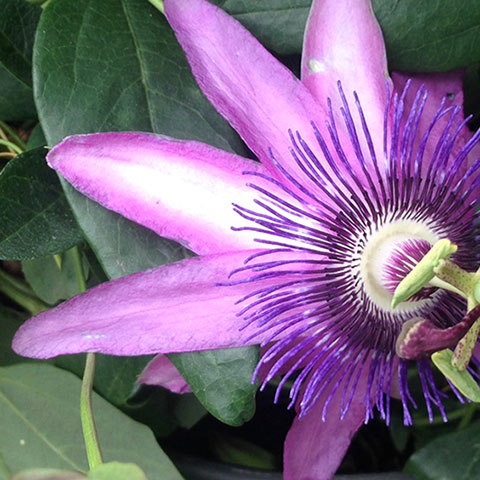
[374,0,480,72]
[35,0,257,427]
[405,420,480,480]
[169,347,259,427]
[0,363,183,479]
[0,0,39,120]
[214,0,309,56]
[215,0,480,71]
[88,462,147,480]
[35,0,244,149]
[0,307,27,366]
[35,0,231,279]
[0,66,36,121]
[0,148,82,260]
[54,353,152,407]
[26,125,47,151]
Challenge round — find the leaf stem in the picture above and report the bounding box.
[81,353,103,468]
[0,269,49,315]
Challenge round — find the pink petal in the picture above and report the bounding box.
[284,370,368,480]
[139,354,191,394]
[301,0,392,152]
[13,249,316,359]
[13,250,267,359]
[163,0,346,188]
[47,132,266,255]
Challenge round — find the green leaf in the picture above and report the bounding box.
[0,307,28,366]
[60,183,192,281]
[405,420,480,480]
[0,148,82,260]
[169,347,259,427]
[34,0,229,280]
[374,0,480,72]
[214,0,480,71]
[35,0,258,427]
[88,462,147,480]
[11,469,85,480]
[22,250,86,305]
[35,0,244,149]
[0,0,39,120]
[0,66,36,122]
[26,125,47,151]
[0,363,183,479]
[213,0,310,56]
[431,349,480,402]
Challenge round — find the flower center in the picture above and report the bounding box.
[360,220,438,312]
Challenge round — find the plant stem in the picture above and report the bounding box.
[0,152,17,158]
[0,139,23,154]
[0,121,28,150]
[0,269,48,315]
[73,246,103,468]
[70,246,87,292]
[0,267,35,296]
[81,353,103,468]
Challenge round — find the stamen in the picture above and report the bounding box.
[223,79,480,425]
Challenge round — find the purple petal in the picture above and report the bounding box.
[47,132,265,255]
[302,0,391,150]
[139,354,191,393]
[13,250,280,359]
[284,370,368,480]
[392,70,477,172]
[163,0,344,188]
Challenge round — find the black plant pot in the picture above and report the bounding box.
[173,454,416,480]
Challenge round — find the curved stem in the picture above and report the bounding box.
[0,139,23,154]
[81,353,103,468]
[72,246,103,468]
[0,121,27,150]
[0,269,48,315]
